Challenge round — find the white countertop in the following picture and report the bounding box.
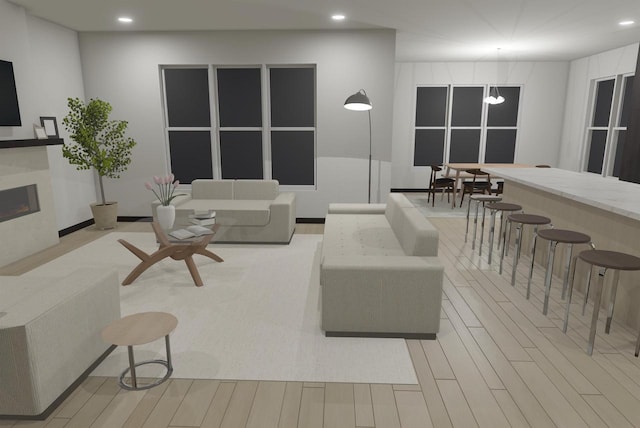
[483,167,640,222]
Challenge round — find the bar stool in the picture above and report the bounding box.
[485,202,522,268]
[504,213,551,286]
[527,228,593,315]
[465,194,502,254]
[563,249,640,356]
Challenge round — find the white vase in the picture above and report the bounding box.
[156,205,176,230]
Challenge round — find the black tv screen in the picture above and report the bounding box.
[0,60,22,126]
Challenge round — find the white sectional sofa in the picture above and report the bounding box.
[153,179,296,244]
[321,193,444,338]
[0,269,121,417]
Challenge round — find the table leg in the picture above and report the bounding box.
[127,346,137,389]
[165,335,173,370]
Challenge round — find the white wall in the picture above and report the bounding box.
[391,61,569,188]
[0,0,95,230]
[558,43,639,171]
[78,30,396,218]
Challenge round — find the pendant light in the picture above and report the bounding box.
[484,48,505,105]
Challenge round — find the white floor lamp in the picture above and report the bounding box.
[344,89,373,203]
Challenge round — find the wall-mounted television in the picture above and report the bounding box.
[0,60,22,126]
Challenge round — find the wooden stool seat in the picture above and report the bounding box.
[564,249,640,356]
[579,250,640,270]
[486,202,521,212]
[537,229,591,244]
[508,213,552,226]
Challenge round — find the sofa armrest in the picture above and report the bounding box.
[268,192,296,236]
[320,255,444,335]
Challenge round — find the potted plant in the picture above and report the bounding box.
[145,173,183,229]
[62,97,136,229]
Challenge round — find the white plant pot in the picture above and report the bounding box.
[156,205,176,230]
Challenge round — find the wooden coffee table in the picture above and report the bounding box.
[101,312,178,390]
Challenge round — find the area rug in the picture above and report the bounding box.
[405,192,469,217]
[23,233,417,384]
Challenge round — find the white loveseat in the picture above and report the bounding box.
[0,268,120,417]
[153,179,296,244]
[320,193,444,338]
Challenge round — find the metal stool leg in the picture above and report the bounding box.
[497,212,504,250]
[582,267,593,316]
[543,241,558,315]
[605,270,620,334]
[636,331,640,357]
[488,209,497,264]
[511,223,523,286]
[500,218,511,275]
[563,255,580,333]
[165,335,173,370]
[479,203,487,256]
[561,244,573,300]
[588,267,607,356]
[526,232,539,299]
[472,200,480,250]
[465,198,472,243]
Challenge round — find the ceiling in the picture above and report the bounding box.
[10,0,640,61]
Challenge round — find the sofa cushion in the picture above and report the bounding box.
[234,180,279,200]
[323,214,405,257]
[177,199,271,226]
[192,180,234,199]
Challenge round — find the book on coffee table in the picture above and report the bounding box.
[190,217,216,226]
[169,225,213,240]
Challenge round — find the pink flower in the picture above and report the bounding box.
[144,182,152,190]
[169,173,175,183]
[173,180,180,187]
[153,176,161,184]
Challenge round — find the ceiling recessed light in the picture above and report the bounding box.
[332,14,346,21]
[619,20,635,26]
[118,17,133,23]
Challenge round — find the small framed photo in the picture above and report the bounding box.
[34,125,48,139]
[40,116,59,138]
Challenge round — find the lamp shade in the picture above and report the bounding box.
[483,86,505,105]
[344,89,372,111]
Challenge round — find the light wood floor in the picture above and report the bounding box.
[3,218,640,427]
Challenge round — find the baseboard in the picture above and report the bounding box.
[118,216,151,222]
[58,219,94,237]
[0,345,116,420]
[296,218,325,224]
[390,188,430,193]
[325,331,437,340]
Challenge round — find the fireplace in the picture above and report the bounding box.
[0,184,40,222]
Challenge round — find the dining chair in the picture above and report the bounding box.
[459,169,492,207]
[428,165,455,207]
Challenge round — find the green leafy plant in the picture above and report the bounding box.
[62,97,136,205]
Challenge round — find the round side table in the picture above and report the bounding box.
[102,312,178,390]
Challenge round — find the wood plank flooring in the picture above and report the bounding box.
[3,217,640,427]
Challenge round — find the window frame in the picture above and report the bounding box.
[161,64,317,188]
[583,73,633,177]
[412,84,522,166]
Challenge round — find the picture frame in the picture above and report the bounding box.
[40,116,59,138]
[33,124,48,140]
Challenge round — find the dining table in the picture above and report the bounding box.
[444,163,531,208]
